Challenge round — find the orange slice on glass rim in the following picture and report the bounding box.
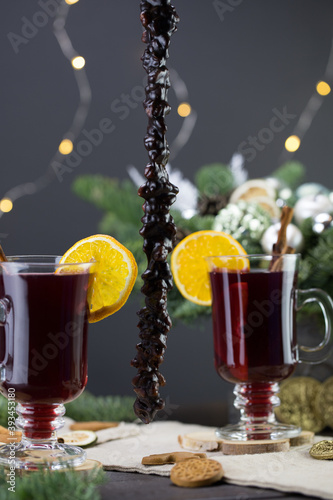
[59,234,138,323]
[171,230,247,306]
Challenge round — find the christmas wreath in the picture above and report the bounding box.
[73,157,333,324]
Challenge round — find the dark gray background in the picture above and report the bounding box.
[1,1,333,417]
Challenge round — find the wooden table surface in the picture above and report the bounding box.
[97,403,330,500]
[99,470,307,500]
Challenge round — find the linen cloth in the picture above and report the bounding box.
[83,421,333,499]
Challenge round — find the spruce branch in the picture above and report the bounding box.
[65,391,136,422]
[73,175,142,227]
[272,161,305,189]
[299,217,319,251]
[167,287,211,324]
[299,227,333,294]
[0,392,136,428]
[0,396,16,427]
[99,213,139,244]
[172,211,215,235]
[0,465,105,500]
[195,163,235,197]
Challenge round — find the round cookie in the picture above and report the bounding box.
[170,458,224,488]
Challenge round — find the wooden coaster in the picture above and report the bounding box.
[222,438,290,455]
[178,431,223,452]
[170,458,224,488]
[178,430,312,455]
[290,431,314,447]
[14,459,103,475]
[74,459,103,472]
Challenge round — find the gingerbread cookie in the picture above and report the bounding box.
[142,451,206,465]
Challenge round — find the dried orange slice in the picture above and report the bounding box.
[59,234,138,323]
[229,179,276,203]
[248,196,280,218]
[171,230,247,306]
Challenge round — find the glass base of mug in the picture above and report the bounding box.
[218,382,302,441]
[215,422,301,441]
[0,439,86,470]
[0,403,86,470]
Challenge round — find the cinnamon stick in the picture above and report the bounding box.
[270,206,295,271]
[0,432,22,444]
[272,206,294,255]
[0,245,7,262]
[69,421,119,432]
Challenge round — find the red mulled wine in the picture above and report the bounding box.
[210,268,297,384]
[0,271,90,404]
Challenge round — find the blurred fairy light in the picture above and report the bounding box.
[168,68,197,162]
[285,135,301,153]
[59,139,74,155]
[177,102,191,117]
[279,38,333,162]
[0,199,13,213]
[0,0,91,220]
[2,5,331,220]
[0,5,193,221]
[316,80,331,96]
[71,56,85,70]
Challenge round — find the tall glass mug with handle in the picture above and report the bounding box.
[206,253,333,441]
[0,256,94,470]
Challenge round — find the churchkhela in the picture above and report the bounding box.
[131,0,179,423]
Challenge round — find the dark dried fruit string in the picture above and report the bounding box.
[131,0,179,424]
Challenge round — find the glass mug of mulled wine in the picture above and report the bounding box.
[0,256,94,470]
[206,253,333,441]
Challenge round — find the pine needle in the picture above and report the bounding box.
[0,392,135,428]
[65,392,135,422]
[0,466,105,500]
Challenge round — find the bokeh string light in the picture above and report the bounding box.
[0,199,13,214]
[1,11,332,216]
[285,135,301,153]
[0,0,91,218]
[281,37,333,159]
[169,68,197,162]
[58,138,74,155]
[0,9,194,219]
[71,56,86,70]
[177,102,191,117]
[316,81,331,96]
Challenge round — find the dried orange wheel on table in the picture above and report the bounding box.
[171,230,247,306]
[59,234,138,323]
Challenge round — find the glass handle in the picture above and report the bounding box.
[0,298,10,381]
[0,298,9,325]
[296,288,333,364]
